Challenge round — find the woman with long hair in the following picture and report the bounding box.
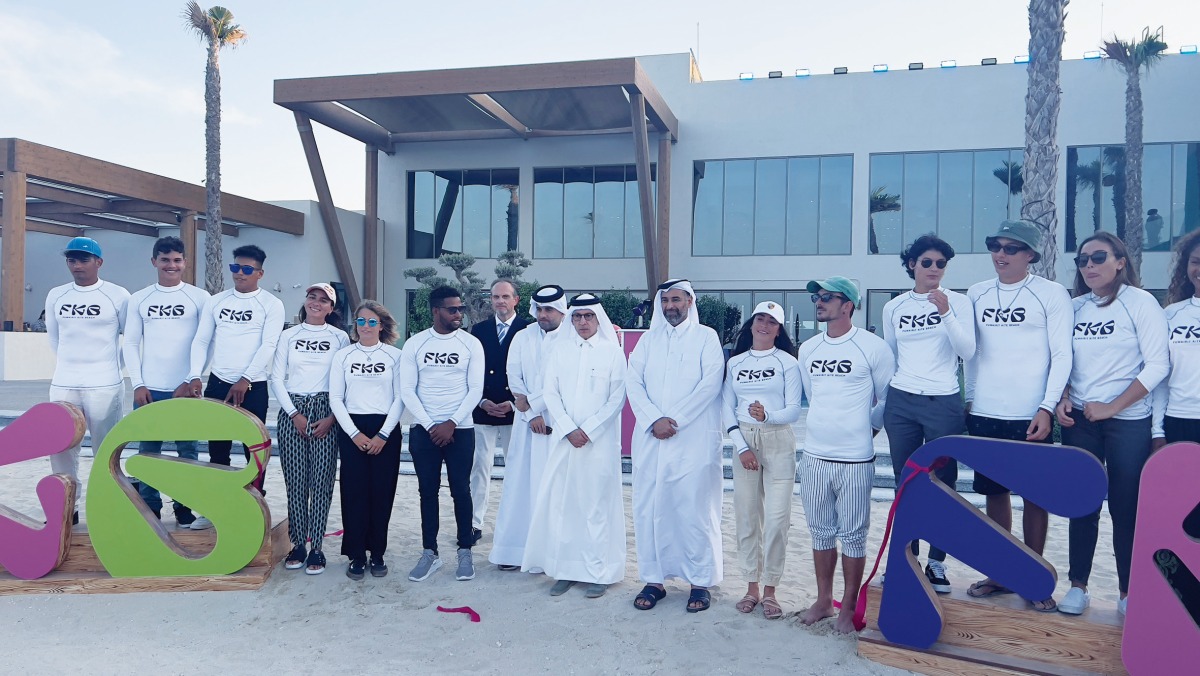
[1156,230,1200,446]
[269,283,350,575]
[1054,231,1169,616]
[722,301,802,619]
[328,300,404,580]
[882,234,976,598]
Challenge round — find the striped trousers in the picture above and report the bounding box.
[277,393,339,551]
[798,453,874,558]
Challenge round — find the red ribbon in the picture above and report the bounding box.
[437,605,481,622]
[247,440,272,477]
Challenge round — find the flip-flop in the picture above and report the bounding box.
[735,595,759,613]
[686,588,711,613]
[1029,597,1058,613]
[967,580,1014,598]
[634,585,667,610]
[761,596,783,620]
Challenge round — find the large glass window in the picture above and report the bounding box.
[533,164,653,259]
[692,155,853,256]
[1066,142,1200,252]
[406,168,519,259]
[868,149,1023,254]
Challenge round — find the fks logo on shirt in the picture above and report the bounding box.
[349,363,386,374]
[423,352,460,365]
[1171,325,1200,342]
[810,359,852,375]
[147,305,186,318]
[58,304,101,317]
[898,312,942,329]
[293,340,331,352]
[1073,320,1115,338]
[980,308,1026,324]
[218,309,254,322]
[735,368,776,383]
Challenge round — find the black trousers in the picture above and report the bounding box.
[204,374,270,493]
[410,424,474,554]
[1163,416,1200,538]
[337,413,402,562]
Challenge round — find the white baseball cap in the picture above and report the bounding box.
[752,300,785,325]
[305,282,337,304]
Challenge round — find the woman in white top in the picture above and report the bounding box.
[882,234,975,596]
[722,301,802,620]
[269,283,350,575]
[1155,230,1200,447]
[1054,232,1169,616]
[329,300,404,581]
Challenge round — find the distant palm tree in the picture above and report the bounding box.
[184,3,247,294]
[1022,0,1068,279]
[994,160,1024,195]
[868,186,901,255]
[1101,26,1168,274]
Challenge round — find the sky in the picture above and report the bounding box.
[1,0,1196,211]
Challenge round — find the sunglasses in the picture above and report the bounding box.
[436,305,466,315]
[918,258,948,269]
[986,241,1029,256]
[1074,251,1110,268]
[229,263,259,275]
[355,317,380,327]
[811,292,847,304]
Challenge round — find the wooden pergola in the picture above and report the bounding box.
[0,139,304,331]
[273,56,680,299]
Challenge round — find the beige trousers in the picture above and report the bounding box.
[732,421,797,586]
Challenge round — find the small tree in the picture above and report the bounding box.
[405,250,537,336]
[696,294,742,347]
[597,289,644,329]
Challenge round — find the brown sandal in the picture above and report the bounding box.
[762,596,783,620]
[736,594,759,613]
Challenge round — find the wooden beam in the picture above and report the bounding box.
[387,126,648,144]
[180,211,197,286]
[656,135,672,285]
[24,183,110,210]
[364,147,379,300]
[23,202,96,217]
[23,220,84,237]
[294,112,362,309]
[1,171,27,331]
[631,61,680,141]
[42,212,159,237]
[465,95,530,138]
[286,102,393,151]
[194,217,239,238]
[630,93,658,295]
[105,199,176,214]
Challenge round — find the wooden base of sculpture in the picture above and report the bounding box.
[0,517,289,595]
[858,582,1127,675]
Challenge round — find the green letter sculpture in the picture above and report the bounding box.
[86,398,272,577]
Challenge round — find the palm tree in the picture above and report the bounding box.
[1101,26,1168,275]
[868,186,901,255]
[184,3,247,294]
[994,160,1024,195]
[1022,0,1068,280]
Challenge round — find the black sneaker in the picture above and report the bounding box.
[174,506,196,527]
[925,561,951,594]
[72,511,79,526]
[370,557,388,578]
[347,559,366,580]
[472,528,483,545]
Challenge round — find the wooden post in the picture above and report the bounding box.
[1,172,28,331]
[364,147,379,300]
[180,211,198,286]
[655,135,672,285]
[629,93,658,295]
[293,112,362,309]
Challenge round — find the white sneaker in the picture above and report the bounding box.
[1118,596,1128,616]
[189,516,214,531]
[1058,587,1090,615]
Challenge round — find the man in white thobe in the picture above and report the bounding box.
[627,279,725,613]
[522,294,628,599]
[489,285,567,571]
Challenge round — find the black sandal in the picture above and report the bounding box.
[284,544,306,570]
[686,587,711,613]
[634,585,667,610]
[305,549,326,576]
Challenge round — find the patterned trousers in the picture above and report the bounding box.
[277,393,339,551]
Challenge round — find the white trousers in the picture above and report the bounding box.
[732,422,797,587]
[47,383,125,510]
[471,424,511,529]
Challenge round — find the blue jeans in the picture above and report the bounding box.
[135,389,198,513]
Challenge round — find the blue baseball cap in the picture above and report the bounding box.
[63,237,102,258]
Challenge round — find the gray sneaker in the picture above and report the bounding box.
[408,549,442,581]
[456,548,475,581]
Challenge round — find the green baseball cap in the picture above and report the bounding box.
[807,276,860,306]
[986,220,1042,263]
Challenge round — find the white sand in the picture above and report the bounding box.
[0,451,1118,675]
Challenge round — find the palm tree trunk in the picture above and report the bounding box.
[1022,0,1067,280]
[203,39,224,294]
[1123,69,1145,274]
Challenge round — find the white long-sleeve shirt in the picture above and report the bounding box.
[1153,298,1200,436]
[45,279,130,388]
[123,282,210,392]
[722,348,803,453]
[882,288,975,396]
[399,328,485,429]
[188,288,285,384]
[964,274,1073,420]
[269,322,350,416]
[328,342,403,439]
[1068,286,1168,421]
[797,327,895,462]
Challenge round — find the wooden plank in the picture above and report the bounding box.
[364,146,379,299]
[655,135,672,284]
[0,221,84,238]
[859,630,1073,676]
[24,182,110,210]
[629,93,658,295]
[287,102,393,150]
[43,211,159,237]
[196,217,240,238]
[23,201,97,217]
[465,94,530,138]
[180,211,197,285]
[632,60,680,140]
[387,126,646,144]
[1,171,27,331]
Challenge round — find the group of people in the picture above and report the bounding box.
[40,217,1200,628]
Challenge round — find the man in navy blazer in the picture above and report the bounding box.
[468,279,531,543]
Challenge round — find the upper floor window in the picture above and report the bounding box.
[692,155,853,256]
[407,168,519,259]
[533,165,653,259]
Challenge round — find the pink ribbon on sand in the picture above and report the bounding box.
[437,606,481,622]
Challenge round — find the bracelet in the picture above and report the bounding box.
[289,411,301,419]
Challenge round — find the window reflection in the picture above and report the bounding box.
[407,168,519,259]
[533,164,655,259]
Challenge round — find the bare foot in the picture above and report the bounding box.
[833,605,858,634]
[799,600,836,626]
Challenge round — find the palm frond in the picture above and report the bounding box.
[183,1,214,40]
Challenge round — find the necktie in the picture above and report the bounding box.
[497,322,508,343]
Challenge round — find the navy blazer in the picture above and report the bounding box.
[470,313,531,426]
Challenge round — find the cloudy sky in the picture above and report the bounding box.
[1,0,1196,210]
